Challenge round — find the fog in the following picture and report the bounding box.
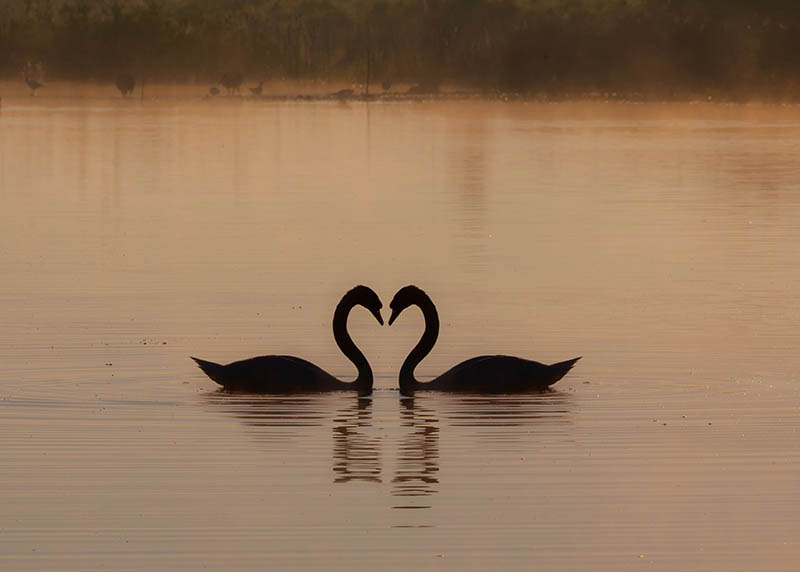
[2,0,800,99]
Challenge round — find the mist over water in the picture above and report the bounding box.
[1,93,799,570]
[3,0,800,99]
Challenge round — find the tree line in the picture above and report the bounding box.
[1,0,799,97]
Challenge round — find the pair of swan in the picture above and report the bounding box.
[192,285,580,395]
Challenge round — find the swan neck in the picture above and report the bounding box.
[399,294,439,390]
[333,295,372,388]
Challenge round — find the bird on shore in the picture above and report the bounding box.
[220,71,243,94]
[209,86,220,97]
[24,62,44,96]
[115,73,135,97]
[25,77,43,96]
[249,81,263,96]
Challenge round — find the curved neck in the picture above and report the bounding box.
[399,293,439,390]
[333,295,372,389]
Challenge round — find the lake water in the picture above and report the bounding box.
[1,86,799,570]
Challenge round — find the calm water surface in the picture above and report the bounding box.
[1,88,799,570]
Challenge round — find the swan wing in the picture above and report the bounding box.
[431,355,571,392]
[208,355,337,392]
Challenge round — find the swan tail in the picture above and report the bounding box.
[191,356,226,384]
[548,356,581,384]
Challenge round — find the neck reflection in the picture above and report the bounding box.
[392,397,440,509]
[203,392,383,483]
[203,390,573,515]
[332,397,382,483]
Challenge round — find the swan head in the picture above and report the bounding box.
[346,285,384,325]
[388,284,426,325]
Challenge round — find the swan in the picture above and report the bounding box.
[192,285,383,395]
[388,285,580,395]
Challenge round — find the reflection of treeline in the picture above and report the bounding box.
[2,0,799,95]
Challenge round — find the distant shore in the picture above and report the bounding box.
[2,79,800,105]
[3,0,800,98]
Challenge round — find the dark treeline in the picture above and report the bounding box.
[2,0,800,96]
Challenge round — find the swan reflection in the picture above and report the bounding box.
[392,398,440,509]
[203,392,383,481]
[332,398,382,483]
[203,390,572,514]
[203,393,329,428]
[445,392,572,427]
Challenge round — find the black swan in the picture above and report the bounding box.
[192,285,383,395]
[388,285,580,395]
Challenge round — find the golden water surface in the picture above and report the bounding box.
[1,86,799,570]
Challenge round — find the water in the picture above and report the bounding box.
[1,88,799,570]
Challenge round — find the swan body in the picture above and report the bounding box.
[388,285,580,395]
[411,355,580,393]
[192,355,360,393]
[192,285,383,395]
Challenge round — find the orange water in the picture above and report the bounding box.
[1,90,799,570]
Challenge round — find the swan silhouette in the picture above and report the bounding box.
[388,285,580,395]
[192,285,383,395]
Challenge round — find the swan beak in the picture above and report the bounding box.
[373,309,384,326]
[388,308,400,326]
